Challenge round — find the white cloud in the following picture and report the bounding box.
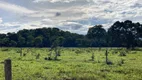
[0,18,2,23]
[0,1,35,14]
[57,21,88,34]
[1,0,142,34]
[59,22,83,30]
[0,22,21,33]
[42,19,53,24]
[33,0,76,3]
[0,22,20,27]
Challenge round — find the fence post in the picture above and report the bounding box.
[4,59,12,80]
[105,49,108,64]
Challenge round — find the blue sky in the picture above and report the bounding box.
[0,0,142,34]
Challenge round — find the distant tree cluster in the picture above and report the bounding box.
[0,20,142,49]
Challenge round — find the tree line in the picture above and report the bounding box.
[0,20,142,49]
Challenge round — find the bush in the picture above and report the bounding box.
[119,51,127,56]
[118,59,125,66]
[112,50,118,54]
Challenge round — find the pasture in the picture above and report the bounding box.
[0,48,142,80]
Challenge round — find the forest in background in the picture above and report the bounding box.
[0,20,142,49]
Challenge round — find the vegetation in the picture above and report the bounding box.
[0,48,142,80]
[0,20,142,49]
[0,20,142,80]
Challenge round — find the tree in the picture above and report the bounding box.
[108,20,139,49]
[87,25,107,48]
[33,36,43,47]
[57,37,65,47]
[7,33,18,41]
[108,21,123,47]
[136,23,142,47]
[0,24,142,47]
[9,40,17,47]
[18,35,26,47]
[0,34,7,47]
[48,36,64,60]
[1,37,9,47]
[26,35,34,47]
[76,38,91,47]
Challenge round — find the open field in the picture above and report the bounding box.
[0,48,142,80]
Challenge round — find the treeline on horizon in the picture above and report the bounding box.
[0,20,142,49]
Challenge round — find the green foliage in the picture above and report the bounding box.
[0,20,142,48]
[87,25,107,47]
[108,20,142,49]
[9,40,17,47]
[34,36,43,47]
[18,35,25,47]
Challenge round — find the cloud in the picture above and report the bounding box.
[0,22,21,33]
[33,0,76,3]
[0,18,2,23]
[59,22,83,30]
[41,18,53,24]
[0,22,19,26]
[0,1,35,14]
[56,21,88,34]
[1,0,142,34]
[55,12,61,16]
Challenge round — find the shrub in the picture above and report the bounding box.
[91,53,95,61]
[119,51,126,56]
[118,59,125,66]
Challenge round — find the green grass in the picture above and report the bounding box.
[0,48,142,80]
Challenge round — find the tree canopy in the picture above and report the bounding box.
[0,20,142,48]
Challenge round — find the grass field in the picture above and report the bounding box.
[0,48,142,80]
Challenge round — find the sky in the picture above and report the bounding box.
[0,0,142,34]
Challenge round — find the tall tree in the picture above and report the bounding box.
[87,25,107,47]
[108,20,139,49]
